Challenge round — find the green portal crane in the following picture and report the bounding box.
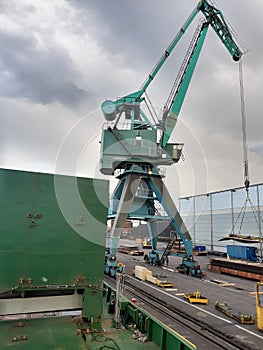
[100,0,243,277]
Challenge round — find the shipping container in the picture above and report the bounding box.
[227,245,257,261]
[193,245,206,252]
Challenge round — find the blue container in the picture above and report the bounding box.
[227,245,257,261]
[193,245,206,252]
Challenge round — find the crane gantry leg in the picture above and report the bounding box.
[107,167,202,276]
[109,173,139,256]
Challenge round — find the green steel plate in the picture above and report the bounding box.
[0,316,160,350]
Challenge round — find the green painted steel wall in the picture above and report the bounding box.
[0,168,109,316]
[124,302,196,350]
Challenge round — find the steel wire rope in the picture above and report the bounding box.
[239,59,262,233]
[227,60,261,237]
[239,59,250,196]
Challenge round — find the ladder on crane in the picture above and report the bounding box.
[160,235,179,265]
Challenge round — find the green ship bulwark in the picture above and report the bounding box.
[0,168,196,350]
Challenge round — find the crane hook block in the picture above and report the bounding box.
[101,100,116,121]
[233,52,242,62]
[244,179,250,191]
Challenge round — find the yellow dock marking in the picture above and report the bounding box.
[128,275,232,324]
[129,276,263,342]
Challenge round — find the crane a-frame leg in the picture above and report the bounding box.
[108,168,200,275]
[109,173,139,256]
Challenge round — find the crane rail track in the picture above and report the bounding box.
[105,275,260,350]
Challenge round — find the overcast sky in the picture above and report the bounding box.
[1,0,263,201]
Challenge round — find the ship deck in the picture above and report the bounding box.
[0,301,161,350]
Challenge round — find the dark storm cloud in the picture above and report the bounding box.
[65,0,193,68]
[1,0,262,192]
[66,0,263,82]
[0,29,88,106]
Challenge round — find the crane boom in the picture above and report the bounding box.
[101,1,243,154]
[159,0,243,147]
[110,6,200,106]
[199,0,241,61]
[160,20,209,148]
[103,0,242,112]
[137,7,200,98]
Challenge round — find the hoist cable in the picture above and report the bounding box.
[229,199,247,235]
[228,63,262,236]
[238,199,248,235]
[229,196,261,236]
[249,198,260,228]
[238,59,250,196]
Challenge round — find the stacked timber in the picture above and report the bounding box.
[134,266,152,281]
[146,275,159,284]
